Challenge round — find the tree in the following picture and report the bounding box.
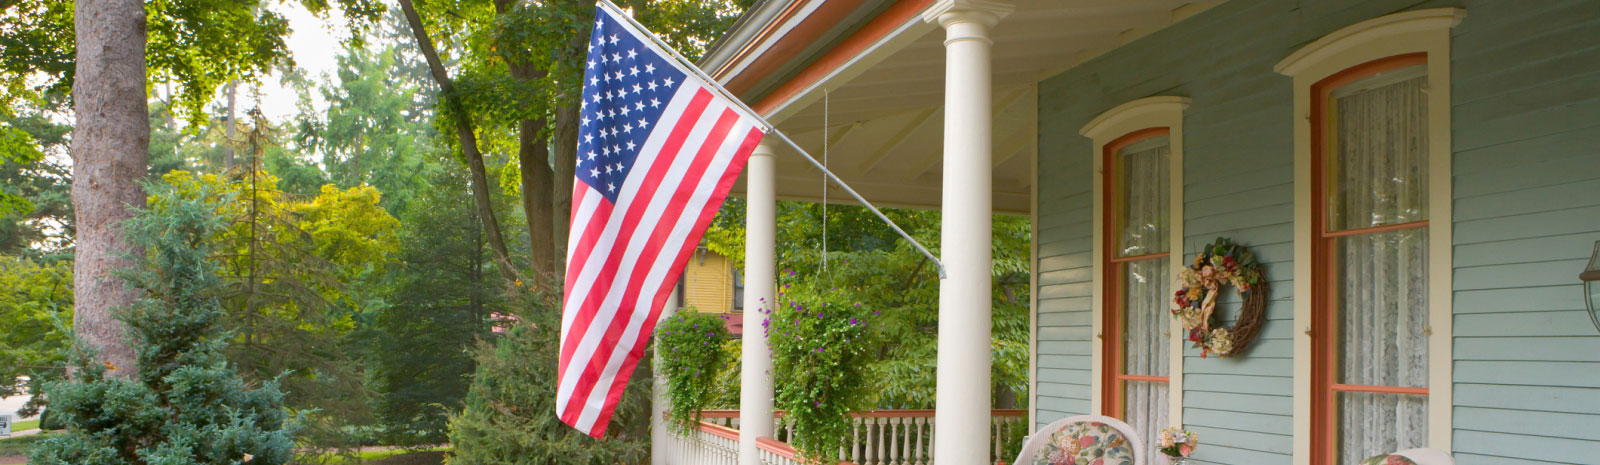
[395,0,523,286]
[703,201,1033,410]
[0,256,73,416]
[298,40,436,213]
[446,298,652,465]
[30,181,295,465]
[364,166,499,445]
[69,0,151,380]
[0,109,73,259]
[156,153,400,456]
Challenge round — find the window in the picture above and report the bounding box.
[1101,128,1172,457]
[1312,54,1430,465]
[733,267,744,311]
[1276,9,1460,462]
[676,275,686,309]
[1081,96,1188,448]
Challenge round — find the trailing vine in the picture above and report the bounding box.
[656,308,731,434]
[769,274,877,464]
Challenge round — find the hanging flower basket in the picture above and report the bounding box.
[1172,237,1268,358]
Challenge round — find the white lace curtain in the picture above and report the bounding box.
[1331,71,1430,465]
[1118,138,1170,460]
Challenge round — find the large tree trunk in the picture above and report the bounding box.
[70,0,148,379]
[397,0,522,286]
[550,102,578,280]
[507,62,557,290]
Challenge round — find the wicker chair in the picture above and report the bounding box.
[1013,415,1145,465]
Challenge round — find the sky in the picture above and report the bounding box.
[253,3,350,122]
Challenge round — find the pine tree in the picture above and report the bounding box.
[445,297,651,465]
[30,182,295,465]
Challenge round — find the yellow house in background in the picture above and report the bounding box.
[675,246,744,334]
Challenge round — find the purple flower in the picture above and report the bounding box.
[816,313,824,318]
[850,318,858,325]
[816,347,824,352]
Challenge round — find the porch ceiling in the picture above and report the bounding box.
[723,0,1222,215]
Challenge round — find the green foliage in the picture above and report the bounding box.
[0,255,72,416]
[655,308,731,433]
[0,0,385,125]
[30,182,295,465]
[706,201,1033,410]
[445,297,650,465]
[363,167,497,446]
[298,42,436,213]
[769,282,877,464]
[0,109,72,258]
[154,165,398,456]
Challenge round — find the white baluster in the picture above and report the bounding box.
[852,417,863,464]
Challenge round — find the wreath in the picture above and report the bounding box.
[1172,237,1268,358]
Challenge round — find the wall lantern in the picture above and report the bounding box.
[1583,241,1600,333]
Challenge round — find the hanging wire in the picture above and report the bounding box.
[821,88,829,275]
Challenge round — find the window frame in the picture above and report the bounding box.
[1100,127,1173,420]
[1277,9,1462,463]
[1310,53,1431,464]
[1080,96,1189,426]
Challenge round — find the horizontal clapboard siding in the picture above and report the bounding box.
[1447,0,1600,463]
[1034,0,1600,463]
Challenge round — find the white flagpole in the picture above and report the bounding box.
[596,0,948,278]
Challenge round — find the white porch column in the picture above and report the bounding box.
[739,142,778,465]
[652,285,681,465]
[925,1,1010,463]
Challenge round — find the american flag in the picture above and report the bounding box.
[557,4,765,438]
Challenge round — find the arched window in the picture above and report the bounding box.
[1081,96,1188,458]
[1277,9,1462,464]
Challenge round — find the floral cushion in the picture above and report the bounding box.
[1032,421,1134,465]
[1359,454,1418,465]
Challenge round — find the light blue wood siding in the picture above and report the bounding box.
[1032,1,1600,463]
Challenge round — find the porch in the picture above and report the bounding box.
[655,0,1600,464]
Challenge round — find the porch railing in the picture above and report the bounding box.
[691,409,1027,465]
[659,420,741,465]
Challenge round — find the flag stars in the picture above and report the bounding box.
[626,141,636,151]
[663,77,675,87]
[649,98,661,108]
[627,49,637,59]
[589,168,599,178]
[644,64,655,74]
[607,182,616,192]
[637,119,648,129]
[634,102,645,111]
[631,83,642,94]
[647,81,658,92]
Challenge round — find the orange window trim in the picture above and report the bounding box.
[1309,52,1429,465]
[1100,127,1171,420]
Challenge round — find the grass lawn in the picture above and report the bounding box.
[323,447,449,465]
[0,433,51,456]
[9,420,38,432]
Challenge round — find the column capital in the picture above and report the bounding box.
[922,0,1012,29]
[751,141,778,158]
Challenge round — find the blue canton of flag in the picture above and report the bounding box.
[577,11,688,203]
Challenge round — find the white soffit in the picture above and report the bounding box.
[732,0,1223,214]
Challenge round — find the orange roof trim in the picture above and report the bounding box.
[751,0,934,116]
